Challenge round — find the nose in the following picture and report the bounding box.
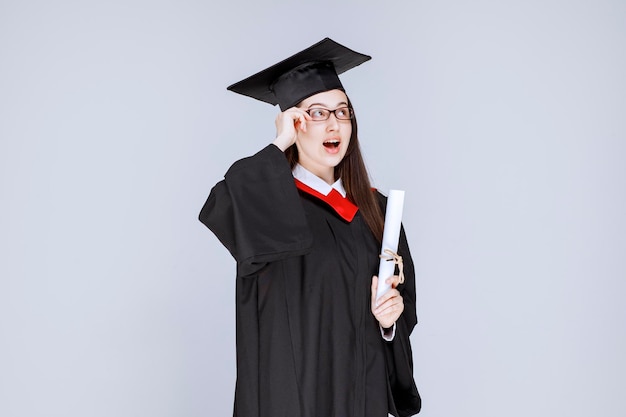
[326,112,340,131]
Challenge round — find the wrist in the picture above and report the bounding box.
[380,322,396,341]
[273,134,293,152]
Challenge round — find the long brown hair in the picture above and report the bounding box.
[285,97,385,242]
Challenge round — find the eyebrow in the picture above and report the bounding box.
[306,101,349,109]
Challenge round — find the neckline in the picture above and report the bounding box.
[294,179,358,222]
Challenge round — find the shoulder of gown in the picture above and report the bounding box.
[198,144,313,276]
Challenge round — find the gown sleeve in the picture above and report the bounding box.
[198,144,313,277]
[386,223,422,416]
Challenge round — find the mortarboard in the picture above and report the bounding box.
[227,38,371,111]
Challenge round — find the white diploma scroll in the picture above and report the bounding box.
[375,189,405,300]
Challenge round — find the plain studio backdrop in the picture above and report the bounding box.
[1,1,625,416]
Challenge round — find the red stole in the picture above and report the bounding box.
[294,179,358,222]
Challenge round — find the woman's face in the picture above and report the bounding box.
[295,89,352,184]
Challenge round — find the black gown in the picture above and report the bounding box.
[199,144,421,417]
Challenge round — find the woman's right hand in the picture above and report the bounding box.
[272,107,310,151]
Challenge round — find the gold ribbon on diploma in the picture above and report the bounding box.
[379,249,404,284]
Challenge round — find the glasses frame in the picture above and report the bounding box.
[305,107,354,121]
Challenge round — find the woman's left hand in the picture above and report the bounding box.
[371,275,404,329]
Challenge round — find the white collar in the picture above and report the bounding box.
[292,164,346,198]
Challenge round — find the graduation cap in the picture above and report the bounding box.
[227,38,371,111]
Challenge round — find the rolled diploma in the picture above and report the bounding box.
[375,189,405,300]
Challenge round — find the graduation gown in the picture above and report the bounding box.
[199,144,421,417]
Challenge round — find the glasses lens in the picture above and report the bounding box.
[335,107,353,120]
[307,107,353,121]
[308,108,330,121]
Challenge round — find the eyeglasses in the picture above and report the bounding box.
[305,107,354,121]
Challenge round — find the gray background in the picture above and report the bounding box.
[1,0,625,416]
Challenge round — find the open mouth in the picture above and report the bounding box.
[323,140,340,149]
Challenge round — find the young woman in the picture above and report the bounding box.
[199,38,421,417]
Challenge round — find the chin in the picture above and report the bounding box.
[325,156,345,167]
